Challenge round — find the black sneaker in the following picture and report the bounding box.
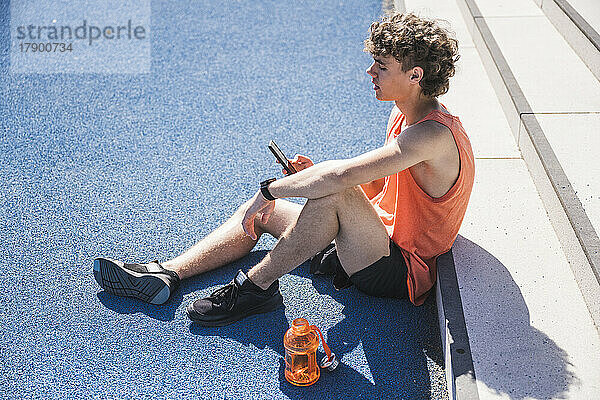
[187,270,283,326]
[310,243,337,275]
[93,258,180,305]
[310,244,352,290]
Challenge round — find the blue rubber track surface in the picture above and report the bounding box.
[0,1,447,398]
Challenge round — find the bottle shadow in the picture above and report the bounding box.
[453,235,579,399]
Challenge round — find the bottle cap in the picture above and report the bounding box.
[320,352,339,371]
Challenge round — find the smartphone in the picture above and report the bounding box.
[268,140,297,175]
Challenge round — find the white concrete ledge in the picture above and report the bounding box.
[436,250,480,400]
[455,0,600,335]
[539,0,600,81]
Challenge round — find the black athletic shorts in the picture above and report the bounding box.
[312,238,409,299]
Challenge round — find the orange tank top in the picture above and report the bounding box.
[362,106,475,305]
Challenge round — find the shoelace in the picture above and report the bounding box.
[208,280,239,311]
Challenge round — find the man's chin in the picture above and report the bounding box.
[375,93,389,101]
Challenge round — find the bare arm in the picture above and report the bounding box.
[269,120,447,199]
[268,159,349,199]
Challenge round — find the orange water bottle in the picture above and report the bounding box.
[283,318,338,386]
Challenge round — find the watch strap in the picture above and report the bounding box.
[260,178,277,201]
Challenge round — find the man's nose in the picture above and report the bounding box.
[366,63,376,77]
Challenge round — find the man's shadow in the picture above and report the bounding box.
[180,239,580,399]
[188,253,443,400]
[97,249,444,398]
[452,235,578,399]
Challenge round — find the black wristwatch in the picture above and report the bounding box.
[260,178,277,201]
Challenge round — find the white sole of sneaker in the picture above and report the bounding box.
[93,258,172,305]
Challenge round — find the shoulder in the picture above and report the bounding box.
[394,118,454,160]
[397,118,451,145]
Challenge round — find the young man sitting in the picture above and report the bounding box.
[94,13,474,326]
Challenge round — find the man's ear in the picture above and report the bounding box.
[409,67,424,83]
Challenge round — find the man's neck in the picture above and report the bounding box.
[395,97,440,127]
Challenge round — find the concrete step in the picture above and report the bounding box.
[535,0,600,81]
[394,0,600,398]
[454,0,600,334]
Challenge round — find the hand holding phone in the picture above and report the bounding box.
[284,154,314,175]
[268,141,315,175]
[268,140,297,175]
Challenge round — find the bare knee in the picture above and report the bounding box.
[233,197,266,237]
[307,186,362,207]
[233,197,253,217]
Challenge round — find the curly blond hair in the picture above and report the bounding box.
[364,13,460,98]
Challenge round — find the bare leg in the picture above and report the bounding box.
[248,186,390,290]
[162,199,303,279]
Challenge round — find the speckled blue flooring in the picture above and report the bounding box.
[0,1,447,398]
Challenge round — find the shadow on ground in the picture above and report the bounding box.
[187,252,445,399]
[93,234,580,399]
[453,235,578,399]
